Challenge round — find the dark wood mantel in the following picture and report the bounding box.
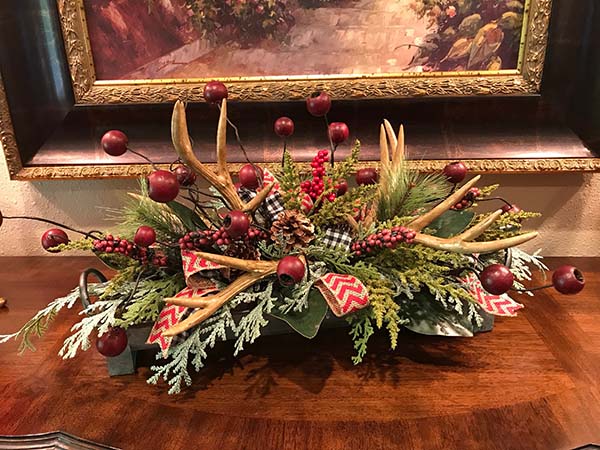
[0,257,599,450]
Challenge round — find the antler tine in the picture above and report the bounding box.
[192,251,277,273]
[216,99,232,180]
[413,231,539,255]
[392,124,404,169]
[383,119,397,153]
[408,175,481,232]
[380,124,390,171]
[457,209,502,241]
[163,268,277,336]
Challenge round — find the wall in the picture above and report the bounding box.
[0,148,598,257]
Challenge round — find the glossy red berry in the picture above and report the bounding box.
[96,327,128,357]
[274,117,294,137]
[224,210,250,239]
[203,81,228,104]
[101,130,128,157]
[502,204,522,214]
[148,170,180,203]
[238,164,263,190]
[134,226,156,247]
[479,264,514,295]
[277,256,306,286]
[552,265,585,295]
[335,179,348,196]
[356,168,378,186]
[328,122,349,145]
[41,229,69,253]
[306,91,332,117]
[443,161,468,184]
[174,165,197,187]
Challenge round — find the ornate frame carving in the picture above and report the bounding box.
[57,0,552,104]
[0,73,23,179]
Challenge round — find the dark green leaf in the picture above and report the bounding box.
[427,210,474,238]
[269,289,328,339]
[167,201,206,230]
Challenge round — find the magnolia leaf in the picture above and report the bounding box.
[468,23,504,69]
[404,317,474,337]
[269,289,328,339]
[427,210,475,238]
[167,200,206,231]
[399,293,474,337]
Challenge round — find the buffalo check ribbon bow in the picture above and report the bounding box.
[463,273,523,317]
[147,250,224,356]
[315,273,370,317]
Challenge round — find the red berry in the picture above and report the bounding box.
[203,81,228,104]
[148,170,180,203]
[96,327,128,357]
[502,204,522,214]
[41,229,69,253]
[238,164,263,190]
[174,165,197,187]
[335,180,348,196]
[443,161,468,184]
[101,130,128,157]
[277,256,306,286]
[356,168,378,185]
[306,91,332,117]
[274,117,294,137]
[479,264,514,295]
[223,210,250,239]
[328,122,349,145]
[134,226,156,247]
[552,265,585,295]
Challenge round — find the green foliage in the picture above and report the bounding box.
[366,279,404,350]
[347,311,375,364]
[277,150,303,211]
[51,239,95,253]
[330,140,361,182]
[271,289,328,339]
[233,282,277,356]
[311,185,377,228]
[475,210,541,241]
[0,286,86,353]
[426,210,474,238]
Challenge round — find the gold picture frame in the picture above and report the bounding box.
[59,0,552,104]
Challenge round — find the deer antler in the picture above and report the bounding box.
[408,175,538,254]
[171,100,274,212]
[162,251,280,337]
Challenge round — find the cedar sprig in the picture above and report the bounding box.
[311,184,377,228]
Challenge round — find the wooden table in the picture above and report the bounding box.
[0,257,598,450]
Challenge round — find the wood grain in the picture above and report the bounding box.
[0,257,599,450]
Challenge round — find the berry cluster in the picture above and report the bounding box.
[93,235,168,266]
[451,187,481,210]
[351,226,417,256]
[178,227,267,251]
[300,150,336,202]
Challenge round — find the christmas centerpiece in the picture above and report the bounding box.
[0,83,585,394]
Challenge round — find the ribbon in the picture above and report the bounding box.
[147,250,222,355]
[463,273,523,317]
[315,273,370,317]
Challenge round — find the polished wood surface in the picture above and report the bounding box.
[0,257,599,450]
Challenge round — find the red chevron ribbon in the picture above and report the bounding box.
[463,274,523,317]
[147,251,221,355]
[259,169,281,193]
[315,273,369,317]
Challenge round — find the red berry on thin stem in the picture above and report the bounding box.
[96,327,128,357]
[174,165,197,187]
[335,179,348,196]
[443,161,468,184]
[502,204,522,214]
[328,122,349,145]
[223,210,250,240]
[306,91,331,117]
[101,130,128,157]
[134,226,156,247]
[203,81,228,104]
[41,229,69,253]
[479,264,514,295]
[356,168,378,186]
[238,164,263,190]
[552,265,585,295]
[277,256,306,286]
[274,117,294,137]
[148,170,180,203]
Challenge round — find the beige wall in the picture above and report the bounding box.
[0,148,598,256]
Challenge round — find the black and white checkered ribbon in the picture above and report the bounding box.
[321,226,353,252]
[238,187,285,223]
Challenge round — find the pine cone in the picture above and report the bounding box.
[271,210,315,252]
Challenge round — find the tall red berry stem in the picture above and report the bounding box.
[323,114,336,167]
[127,148,159,170]
[1,215,102,239]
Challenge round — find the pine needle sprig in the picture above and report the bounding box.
[330,140,361,181]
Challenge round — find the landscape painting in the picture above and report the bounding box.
[83,0,527,81]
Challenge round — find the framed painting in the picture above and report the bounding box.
[61,0,552,104]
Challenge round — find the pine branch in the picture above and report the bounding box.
[311,185,377,228]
